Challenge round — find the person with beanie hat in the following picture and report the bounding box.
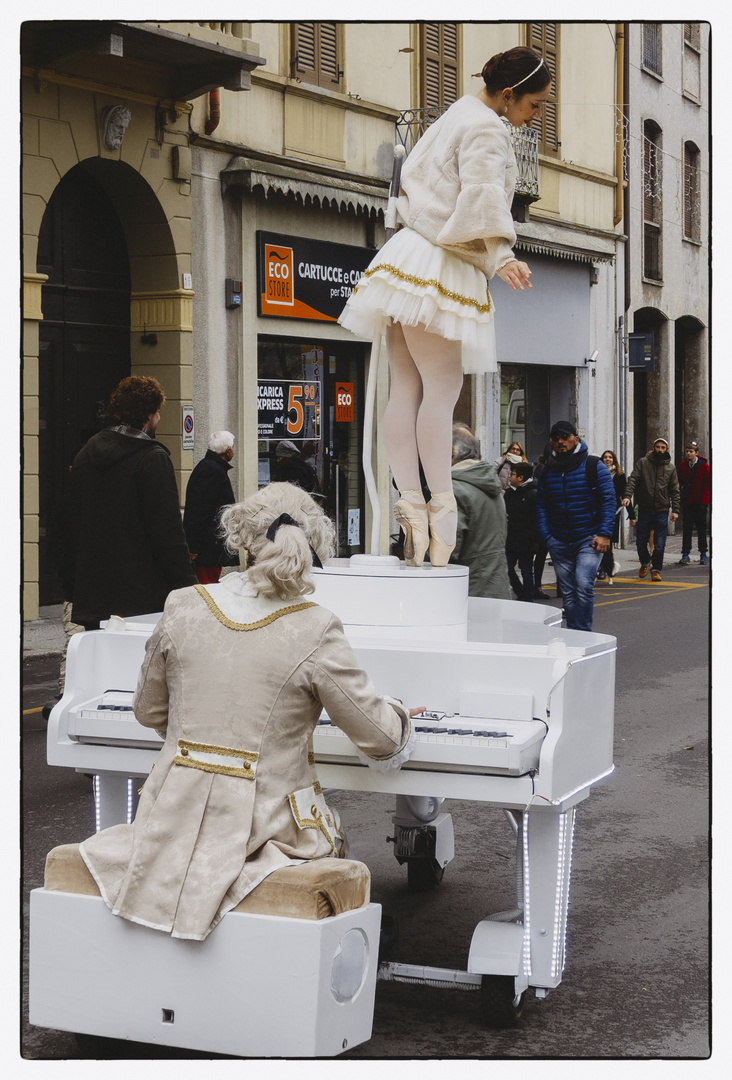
[622,438,680,581]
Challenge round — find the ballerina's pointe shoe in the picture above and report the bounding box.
[394,490,429,567]
[428,490,458,567]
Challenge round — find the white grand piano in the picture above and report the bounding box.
[39,557,616,1037]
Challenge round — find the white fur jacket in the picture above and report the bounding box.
[396,94,518,279]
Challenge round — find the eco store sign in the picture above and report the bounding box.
[257,231,373,322]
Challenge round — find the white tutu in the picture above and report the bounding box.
[338,227,497,374]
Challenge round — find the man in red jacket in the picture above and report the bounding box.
[677,441,710,565]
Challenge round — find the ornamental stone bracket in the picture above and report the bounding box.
[130,289,194,332]
[23,273,49,321]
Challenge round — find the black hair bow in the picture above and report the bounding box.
[265,513,323,568]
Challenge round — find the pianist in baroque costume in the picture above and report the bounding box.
[79,482,415,941]
[339,47,550,570]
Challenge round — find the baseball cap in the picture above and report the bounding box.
[550,420,578,438]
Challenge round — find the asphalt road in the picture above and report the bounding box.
[19,559,711,1062]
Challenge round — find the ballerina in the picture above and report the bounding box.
[339,47,551,566]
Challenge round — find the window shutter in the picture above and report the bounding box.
[292,23,341,89]
[643,122,662,279]
[684,23,700,50]
[528,23,559,156]
[684,143,699,240]
[319,23,340,86]
[293,23,317,81]
[420,23,458,108]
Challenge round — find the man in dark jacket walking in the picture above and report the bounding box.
[676,441,710,565]
[58,375,196,629]
[183,431,240,583]
[449,429,510,599]
[536,420,616,631]
[622,437,680,581]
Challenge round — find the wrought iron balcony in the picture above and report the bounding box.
[395,107,540,214]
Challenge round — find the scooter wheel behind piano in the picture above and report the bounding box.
[479,975,525,1029]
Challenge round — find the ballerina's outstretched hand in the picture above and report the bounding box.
[497,259,532,290]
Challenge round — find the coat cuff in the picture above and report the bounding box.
[355,697,415,773]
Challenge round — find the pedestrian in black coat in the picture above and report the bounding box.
[183,431,241,584]
[504,462,539,602]
[58,376,196,628]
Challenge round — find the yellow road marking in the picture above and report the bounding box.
[593,577,707,607]
[22,706,44,715]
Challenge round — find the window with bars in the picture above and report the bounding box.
[642,23,662,76]
[684,142,701,241]
[527,23,559,156]
[291,23,342,90]
[420,23,459,108]
[643,121,662,280]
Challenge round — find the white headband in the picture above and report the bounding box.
[511,58,545,90]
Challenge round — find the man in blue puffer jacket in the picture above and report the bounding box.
[536,420,616,631]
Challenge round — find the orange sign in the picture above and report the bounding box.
[335,382,354,423]
[262,244,294,313]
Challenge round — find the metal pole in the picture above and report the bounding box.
[362,145,406,555]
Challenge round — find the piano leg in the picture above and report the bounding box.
[91,772,140,831]
[522,806,577,991]
[468,805,577,1025]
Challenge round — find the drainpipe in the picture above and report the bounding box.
[614,25,625,227]
[205,89,221,135]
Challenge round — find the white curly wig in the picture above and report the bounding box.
[219,482,336,600]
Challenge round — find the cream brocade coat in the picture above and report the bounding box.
[80,575,412,941]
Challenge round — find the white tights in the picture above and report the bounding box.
[382,321,463,498]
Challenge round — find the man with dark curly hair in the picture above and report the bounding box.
[58,375,196,628]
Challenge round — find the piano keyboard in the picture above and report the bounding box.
[313,711,547,777]
[67,691,163,748]
[67,694,546,777]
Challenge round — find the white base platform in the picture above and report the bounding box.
[29,889,382,1058]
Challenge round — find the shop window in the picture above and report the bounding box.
[257,337,365,555]
[420,23,459,108]
[527,22,560,157]
[291,23,342,90]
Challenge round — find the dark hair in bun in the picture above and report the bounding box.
[481,47,551,95]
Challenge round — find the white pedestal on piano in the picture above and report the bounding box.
[40,556,616,1035]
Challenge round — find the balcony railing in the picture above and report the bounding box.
[395,107,540,200]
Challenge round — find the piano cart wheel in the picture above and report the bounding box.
[406,856,445,891]
[479,974,525,1029]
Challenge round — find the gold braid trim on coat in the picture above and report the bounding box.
[194,584,317,630]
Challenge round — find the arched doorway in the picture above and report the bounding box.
[674,316,708,456]
[631,307,669,463]
[37,167,131,604]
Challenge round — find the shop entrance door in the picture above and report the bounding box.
[499,365,550,464]
[36,167,131,604]
[257,336,365,554]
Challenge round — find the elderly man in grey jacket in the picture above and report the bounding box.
[449,427,511,598]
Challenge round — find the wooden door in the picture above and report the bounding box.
[36,167,131,604]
